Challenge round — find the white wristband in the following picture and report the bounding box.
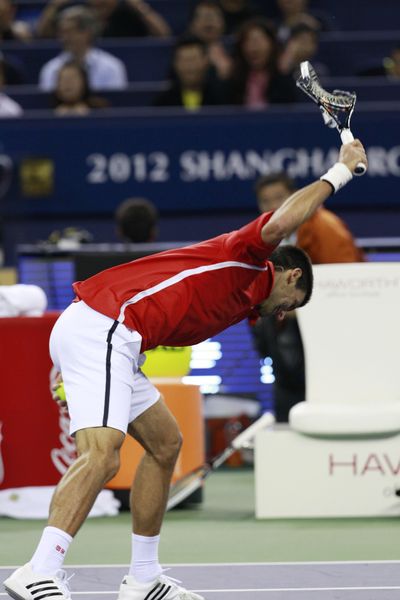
[320,162,353,194]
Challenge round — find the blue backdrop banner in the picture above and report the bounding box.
[1,106,399,216]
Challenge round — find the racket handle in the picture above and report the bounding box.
[231,412,275,450]
[340,128,366,176]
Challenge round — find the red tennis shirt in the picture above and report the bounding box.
[73,213,277,351]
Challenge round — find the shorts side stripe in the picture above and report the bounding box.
[103,320,119,427]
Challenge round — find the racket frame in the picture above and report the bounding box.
[166,412,275,510]
[297,61,366,175]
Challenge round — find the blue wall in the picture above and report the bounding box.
[1,106,400,264]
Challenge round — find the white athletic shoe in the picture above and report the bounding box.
[3,563,73,600]
[118,572,205,600]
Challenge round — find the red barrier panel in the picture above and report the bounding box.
[0,314,204,491]
[0,313,63,489]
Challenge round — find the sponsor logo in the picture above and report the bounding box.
[329,453,400,476]
[49,367,76,475]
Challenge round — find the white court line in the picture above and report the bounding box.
[2,586,400,596]
[2,560,400,569]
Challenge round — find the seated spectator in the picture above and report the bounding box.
[228,18,297,107]
[37,0,171,38]
[0,0,31,41]
[359,44,400,78]
[187,0,232,80]
[219,0,261,35]
[115,197,159,243]
[279,23,329,79]
[0,58,23,117]
[275,0,330,42]
[39,6,128,91]
[155,35,228,109]
[53,60,108,115]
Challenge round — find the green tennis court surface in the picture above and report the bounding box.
[1,470,400,599]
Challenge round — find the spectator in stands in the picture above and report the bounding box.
[251,172,363,422]
[0,58,23,117]
[37,0,171,38]
[155,35,228,109]
[187,0,232,80]
[227,18,297,107]
[115,197,159,243]
[218,0,261,35]
[39,6,128,91]
[0,0,31,41]
[279,23,329,79]
[359,44,400,78]
[53,60,108,115]
[275,0,330,42]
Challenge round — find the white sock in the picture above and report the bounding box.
[30,526,73,576]
[129,533,162,583]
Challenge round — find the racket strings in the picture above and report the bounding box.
[300,79,355,129]
[297,61,357,130]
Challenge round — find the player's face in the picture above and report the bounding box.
[257,268,306,320]
[257,182,291,213]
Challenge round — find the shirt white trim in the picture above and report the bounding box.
[117,260,268,323]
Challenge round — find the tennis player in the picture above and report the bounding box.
[4,140,367,600]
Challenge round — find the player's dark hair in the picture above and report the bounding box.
[254,172,297,196]
[269,245,313,306]
[115,198,159,243]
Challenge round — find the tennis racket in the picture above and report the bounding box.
[166,411,275,510]
[296,61,366,176]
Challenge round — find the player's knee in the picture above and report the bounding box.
[76,428,124,481]
[82,446,121,481]
[154,427,183,469]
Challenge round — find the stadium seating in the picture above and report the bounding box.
[4,81,169,110]
[4,77,399,110]
[14,0,400,34]
[15,0,198,35]
[3,31,400,86]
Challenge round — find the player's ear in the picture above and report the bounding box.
[290,267,302,283]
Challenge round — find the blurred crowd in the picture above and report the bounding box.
[0,0,398,117]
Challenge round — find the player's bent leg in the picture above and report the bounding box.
[48,426,125,536]
[4,427,125,600]
[128,396,182,536]
[118,400,204,600]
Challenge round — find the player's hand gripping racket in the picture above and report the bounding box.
[296,61,366,176]
[166,411,275,510]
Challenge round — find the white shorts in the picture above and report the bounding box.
[49,300,160,436]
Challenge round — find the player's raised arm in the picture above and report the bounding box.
[261,140,368,246]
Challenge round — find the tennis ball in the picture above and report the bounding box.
[55,382,66,402]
